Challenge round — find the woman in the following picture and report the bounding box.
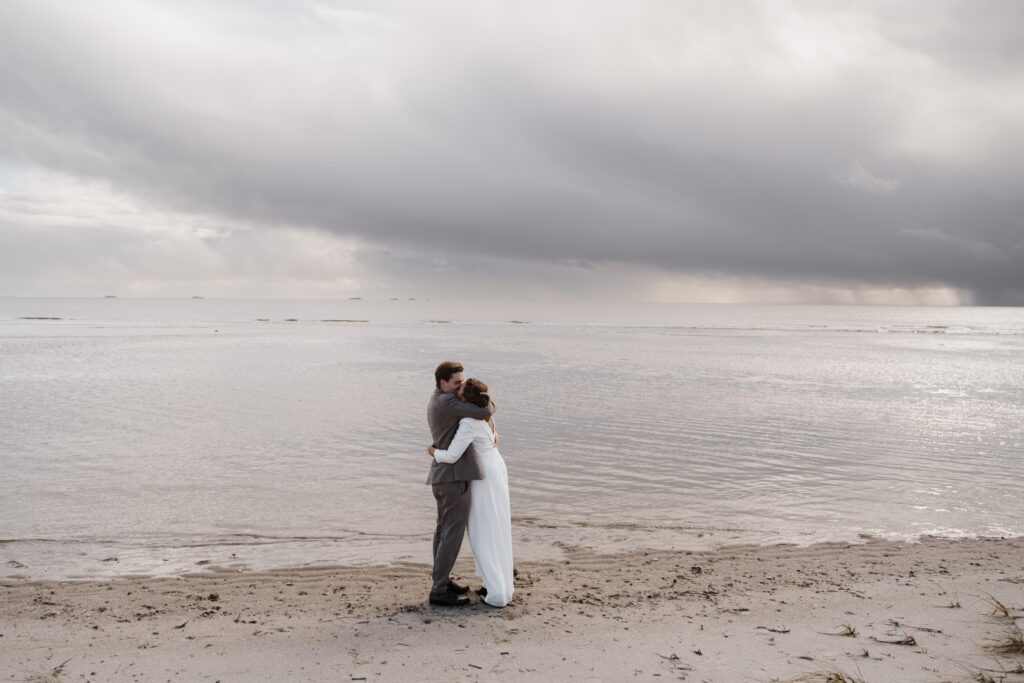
[427,378,514,607]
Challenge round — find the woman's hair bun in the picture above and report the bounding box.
[462,378,491,408]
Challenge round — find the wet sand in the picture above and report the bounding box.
[3,536,1023,682]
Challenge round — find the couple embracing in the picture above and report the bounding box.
[425,361,514,608]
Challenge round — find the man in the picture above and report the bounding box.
[426,360,496,606]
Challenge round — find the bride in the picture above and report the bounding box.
[427,378,514,607]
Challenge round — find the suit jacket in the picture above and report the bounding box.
[426,388,496,485]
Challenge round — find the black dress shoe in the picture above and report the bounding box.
[475,586,487,597]
[447,579,470,595]
[429,591,469,607]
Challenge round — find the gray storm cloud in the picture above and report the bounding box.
[1,0,1023,303]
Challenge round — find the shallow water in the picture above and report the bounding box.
[2,298,1022,578]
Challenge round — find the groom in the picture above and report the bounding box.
[426,361,495,606]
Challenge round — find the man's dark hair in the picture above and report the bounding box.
[435,361,463,388]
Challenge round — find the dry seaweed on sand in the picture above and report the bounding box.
[653,652,694,672]
[25,659,70,683]
[871,633,916,646]
[886,618,942,633]
[817,623,858,637]
[984,624,1024,655]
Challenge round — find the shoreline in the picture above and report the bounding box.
[5,521,1005,584]
[3,536,1023,682]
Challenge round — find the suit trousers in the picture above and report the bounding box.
[430,480,471,597]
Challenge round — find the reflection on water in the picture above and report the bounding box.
[1,299,1022,578]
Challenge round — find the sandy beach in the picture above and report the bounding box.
[3,536,1023,682]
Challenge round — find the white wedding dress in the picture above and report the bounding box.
[433,418,514,607]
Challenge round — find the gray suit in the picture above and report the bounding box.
[426,388,495,598]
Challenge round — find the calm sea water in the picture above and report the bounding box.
[2,298,1022,579]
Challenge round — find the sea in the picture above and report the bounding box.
[2,298,1022,580]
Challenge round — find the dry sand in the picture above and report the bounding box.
[3,536,1023,682]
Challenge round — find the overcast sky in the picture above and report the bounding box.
[2,1,1022,305]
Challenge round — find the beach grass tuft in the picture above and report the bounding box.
[981,593,1013,619]
[967,657,1024,682]
[788,667,868,683]
[984,624,1024,655]
[818,623,858,637]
